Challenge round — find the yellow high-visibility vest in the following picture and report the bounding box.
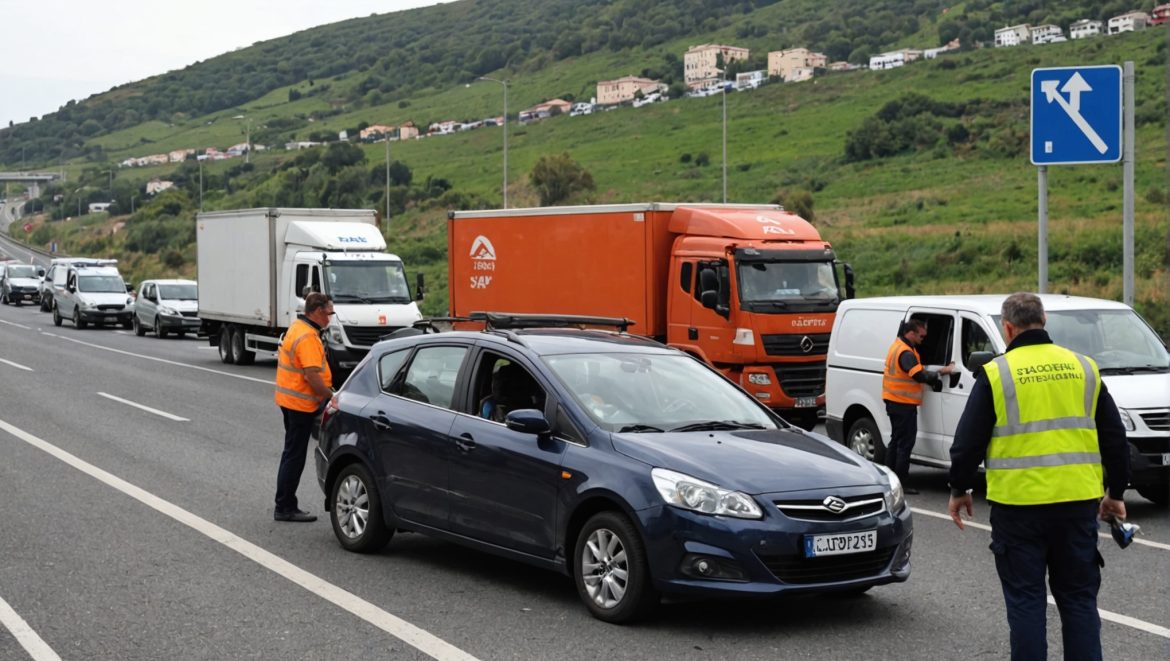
[882,337,924,405]
[984,343,1103,505]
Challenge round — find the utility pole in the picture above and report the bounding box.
[385,135,391,229]
[246,118,252,164]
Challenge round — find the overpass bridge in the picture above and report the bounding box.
[0,171,64,198]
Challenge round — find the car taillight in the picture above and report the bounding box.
[320,394,340,427]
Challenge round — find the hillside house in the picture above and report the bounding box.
[145,179,174,196]
[994,24,1031,47]
[735,70,766,90]
[168,148,194,163]
[1070,19,1104,39]
[767,48,827,82]
[869,49,922,70]
[428,121,459,136]
[1153,4,1170,25]
[88,202,111,213]
[684,44,749,89]
[518,99,571,124]
[283,141,322,150]
[359,124,396,141]
[597,76,666,106]
[1108,11,1149,34]
[1031,24,1066,44]
[924,39,961,59]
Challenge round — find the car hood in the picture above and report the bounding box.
[9,277,40,287]
[160,299,199,313]
[611,428,883,495]
[1101,371,1170,410]
[77,292,130,304]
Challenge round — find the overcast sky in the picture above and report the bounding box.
[0,0,448,128]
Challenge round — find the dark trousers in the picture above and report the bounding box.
[275,406,319,514]
[883,400,918,482]
[989,503,1103,661]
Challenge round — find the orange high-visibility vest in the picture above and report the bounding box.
[274,318,332,412]
[882,337,924,405]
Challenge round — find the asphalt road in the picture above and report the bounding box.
[1,300,1167,660]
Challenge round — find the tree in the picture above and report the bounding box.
[530,152,595,206]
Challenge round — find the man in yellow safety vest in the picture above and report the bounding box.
[273,292,335,522]
[948,293,1129,661]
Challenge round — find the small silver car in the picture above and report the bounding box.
[133,279,200,338]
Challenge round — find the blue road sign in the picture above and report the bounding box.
[1031,65,1122,165]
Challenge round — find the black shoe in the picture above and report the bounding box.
[274,509,317,522]
[903,487,920,495]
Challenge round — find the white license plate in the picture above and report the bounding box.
[795,396,817,408]
[804,530,877,558]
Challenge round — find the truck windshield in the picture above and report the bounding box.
[158,284,198,300]
[326,262,411,304]
[78,276,126,293]
[991,310,1170,373]
[737,261,839,308]
[543,352,778,432]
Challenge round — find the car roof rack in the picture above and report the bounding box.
[471,312,636,333]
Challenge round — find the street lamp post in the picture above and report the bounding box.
[385,136,391,228]
[198,160,204,211]
[476,76,509,208]
[130,195,136,215]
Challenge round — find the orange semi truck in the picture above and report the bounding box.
[447,203,853,428]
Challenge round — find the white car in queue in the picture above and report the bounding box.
[133,279,200,338]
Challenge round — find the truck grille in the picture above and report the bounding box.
[757,547,895,584]
[773,495,885,522]
[1139,410,1170,432]
[343,325,404,347]
[761,333,830,356]
[772,362,826,398]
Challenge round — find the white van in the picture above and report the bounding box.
[825,295,1169,505]
[52,261,134,329]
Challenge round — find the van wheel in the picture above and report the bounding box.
[1136,483,1168,507]
[847,417,886,464]
[1,292,8,304]
[52,306,62,326]
[74,308,88,330]
[573,511,659,623]
[232,327,255,365]
[330,463,392,553]
[155,317,168,339]
[218,326,236,364]
[133,316,146,336]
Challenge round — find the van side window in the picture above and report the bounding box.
[909,313,954,365]
[961,318,994,367]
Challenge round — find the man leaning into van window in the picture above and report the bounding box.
[881,318,954,494]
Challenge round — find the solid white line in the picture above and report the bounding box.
[0,358,34,372]
[96,392,190,422]
[911,506,1170,551]
[0,318,32,330]
[0,417,479,661]
[46,332,272,385]
[0,592,62,661]
[1046,595,1170,638]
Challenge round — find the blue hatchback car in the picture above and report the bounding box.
[315,314,912,622]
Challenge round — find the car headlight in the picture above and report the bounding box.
[877,465,905,512]
[159,306,177,316]
[80,300,96,310]
[1118,409,1136,432]
[651,468,763,519]
[327,321,345,344]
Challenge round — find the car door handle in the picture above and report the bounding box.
[455,433,476,452]
[369,413,392,431]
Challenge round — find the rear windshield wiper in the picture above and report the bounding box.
[669,420,768,432]
[617,424,665,433]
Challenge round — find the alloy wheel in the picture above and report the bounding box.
[334,474,370,540]
[580,527,629,609]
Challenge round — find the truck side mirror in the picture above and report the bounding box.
[843,263,855,299]
[416,273,425,301]
[966,351,995,380]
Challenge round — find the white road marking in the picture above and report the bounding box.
[0,592,62,661]
[0,358,33,371]
[45,333,272,385]
[0,418,479,661]
[96,392,190,422]
[911,506,1170,639]
[113,330,131,335]
[911,506,1170,551]
[0,319,32,330]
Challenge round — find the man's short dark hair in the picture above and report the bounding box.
[899,319,926,336]
[1001,292,1045,328]
[304,292,333,314]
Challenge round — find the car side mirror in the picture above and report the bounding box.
[37,268,45,278]
[966,351,995,380]
[504,409,552,436]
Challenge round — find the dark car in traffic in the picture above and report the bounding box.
[314,314,912,622]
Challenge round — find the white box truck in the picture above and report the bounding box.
[196,207,423,375]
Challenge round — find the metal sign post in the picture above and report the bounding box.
[1122,61,1135,306]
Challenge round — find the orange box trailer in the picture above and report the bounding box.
[448,203,853,428]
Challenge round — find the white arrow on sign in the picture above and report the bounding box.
[1040,73,1108,154]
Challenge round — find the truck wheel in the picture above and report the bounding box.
[232,328,256,365]
[1136,483,1169,507]
[573,511,659,623]
[218,326,236,364]
[330,463,392,553]
[52,306,62,326]
[847,417,886,464]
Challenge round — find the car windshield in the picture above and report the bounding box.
[992,310,1169,372]
[158,284,197,300]
[78,275,126,293]
[7,265,36,278]
[737,260,839,305]
[543,352,779,432]
[326,261,411,303]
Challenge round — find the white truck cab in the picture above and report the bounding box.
[825,295,1170,505]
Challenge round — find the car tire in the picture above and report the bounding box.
[121,318,133,330]
[74,308,88,330]
[847,417,886,465]
[573,511,659,623]
[52,305,62,326]
[13,298,20,307]
[133,316,146,336]
[218,326,236,364]
[330,463,392,553]
[40,295,51,312]
[232,327,255,365]
[155,317,168,339]
[1136,483,1168,507]
[1,292,8,304]
[176,331,186,339]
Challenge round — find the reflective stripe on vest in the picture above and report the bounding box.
[882,338,924,405]
[984,345,1103,505]
[274,319,329,412]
